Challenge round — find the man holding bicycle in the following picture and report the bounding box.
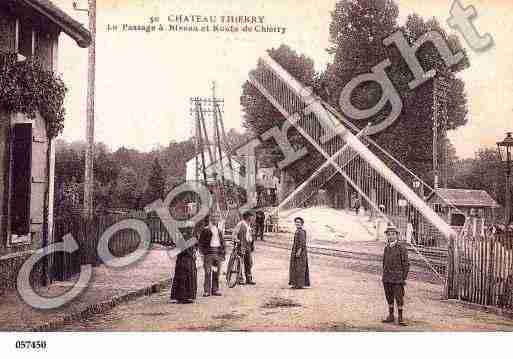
[233,211,256,285]
[199,214,226,297]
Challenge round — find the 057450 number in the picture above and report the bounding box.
[15,340,47,349]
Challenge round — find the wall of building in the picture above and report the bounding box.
[0,111,10,247]
[0,111,50,291]
[35,25,56,71]
[0,6,16,52]
[0,4,58,71]
[3,112,49,245]
[0,5,59,292]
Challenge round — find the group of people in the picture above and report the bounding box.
[169,211,257,303]
[169,211,311,301]
[169,209,410,326]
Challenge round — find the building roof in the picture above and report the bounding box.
[21,0,92,47]
[430,188,500,208]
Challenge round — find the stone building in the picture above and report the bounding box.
[0,0,91,291]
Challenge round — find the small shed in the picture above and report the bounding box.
[426,188,500,226]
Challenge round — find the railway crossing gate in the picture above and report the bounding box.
[248,54,465,283]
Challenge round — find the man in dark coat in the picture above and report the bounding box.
[289,217,310,289]
[199,214,226,297]
[382,223,410,326]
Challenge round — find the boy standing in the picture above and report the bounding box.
[382,223,410,326]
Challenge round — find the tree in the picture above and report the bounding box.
[94,143,119,185]
[322,0,470,183]
[159,139,195,192]
[241,2,470,186]
[241,44,325,182]
[54,137,205,213]
[453,148,504,205]
[224,128,253,153]
[112,167,141,209]
[54,176,82,217]
[142,157,166,205]
[54,139,85,183]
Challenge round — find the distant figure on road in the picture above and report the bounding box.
[375,205,387,241]
[255,210,265,241]
[170,231,198,304]
[353,196,361,215]
[199,214,226,297]
[405,220,414,244]
[381,223,410,326]
[289,217,310,289]
[233,211,256,285]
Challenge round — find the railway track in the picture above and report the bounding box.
[255,238,448,285]
[224,228,448,284]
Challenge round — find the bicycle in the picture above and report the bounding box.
[225,238,243,288]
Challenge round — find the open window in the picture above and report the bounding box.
[10,123,32,236]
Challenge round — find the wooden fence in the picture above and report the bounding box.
[51,212,177,282]
[445,226,513,311]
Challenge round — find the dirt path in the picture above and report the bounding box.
[57,245,513,331]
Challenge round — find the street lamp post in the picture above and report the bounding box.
[497,132,513,225]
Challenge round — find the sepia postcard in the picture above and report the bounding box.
[1,0,513,356]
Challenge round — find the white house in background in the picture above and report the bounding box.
[185,146,244,185]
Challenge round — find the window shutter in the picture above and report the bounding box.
[30,130,48,228]
[11,123,32,235]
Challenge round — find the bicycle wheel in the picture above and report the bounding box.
[226,252,242,288]
[225,251,235,284]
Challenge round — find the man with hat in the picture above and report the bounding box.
[199,213,226,297]
[382,222,409,326]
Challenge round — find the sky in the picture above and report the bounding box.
[52,0,513,159]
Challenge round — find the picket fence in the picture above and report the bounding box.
[445,221,513,311]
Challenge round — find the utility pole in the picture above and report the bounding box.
[432,76,449,189]
[432,77,440,189]
[432,109,438,189]
[74,1,96,218]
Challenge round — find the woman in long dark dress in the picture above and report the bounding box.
[289,217,310,289]
[170,238,198,304]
